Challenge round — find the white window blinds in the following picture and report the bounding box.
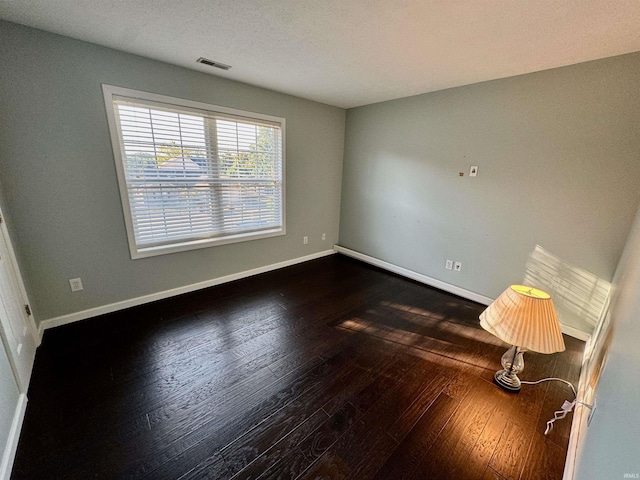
[103,85,285,258]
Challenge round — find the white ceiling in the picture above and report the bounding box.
[2,1,640,108]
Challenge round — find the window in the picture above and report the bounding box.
[102,85,285,259]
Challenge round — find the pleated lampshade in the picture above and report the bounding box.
[480,285,565,354]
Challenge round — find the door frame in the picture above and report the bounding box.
[0,203,40,392]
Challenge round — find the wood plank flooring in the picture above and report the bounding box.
[11,254,584,479]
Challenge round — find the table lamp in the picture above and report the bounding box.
[480,285,565,392]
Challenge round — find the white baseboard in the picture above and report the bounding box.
[0,393,27,480]
[334,245,494,305]
[38,250,336,336]
[334,245,590,341]
[562,337,593,480]
[559,323,591,342]
[38,245,592,343]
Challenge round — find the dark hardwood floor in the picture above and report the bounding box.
[11,254,584,479]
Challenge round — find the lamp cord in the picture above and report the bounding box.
[507,346,519,374]
[520,377,576,396]
[520,377,580,435]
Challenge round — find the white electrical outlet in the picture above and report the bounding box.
[454,262,462,272]
[303,236,308,245]
[322,233,326,241]
[445,260,453,270]
[69,278,83,292]
[470,166,478,177]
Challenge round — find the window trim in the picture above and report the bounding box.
[102,84,286,259]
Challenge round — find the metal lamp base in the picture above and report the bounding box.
[494,369,522,392]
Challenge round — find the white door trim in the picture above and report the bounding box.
[0,393,27,480]
[0,202,39,393]
[0,208,38,348]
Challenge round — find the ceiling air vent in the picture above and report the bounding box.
[196,57,232,70]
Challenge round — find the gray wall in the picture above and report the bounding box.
[0,21,345,323]
[574,201,640,478]
[340,53,640,333]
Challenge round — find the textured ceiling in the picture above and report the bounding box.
[2,1,640,108]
